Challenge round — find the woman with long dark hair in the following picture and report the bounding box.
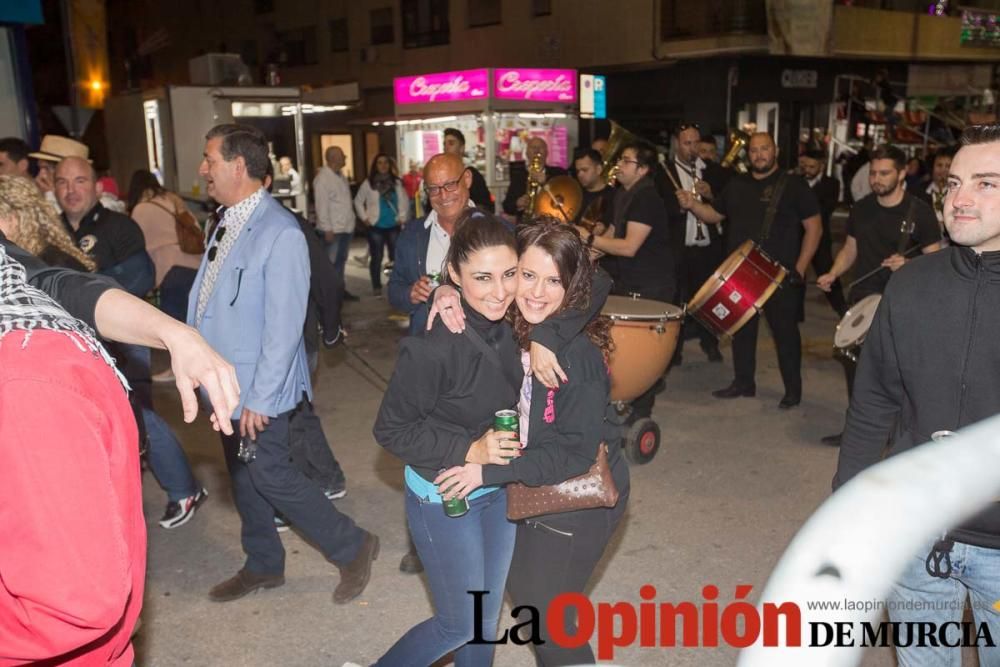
[437,220,630,666]
[353,153,409,295]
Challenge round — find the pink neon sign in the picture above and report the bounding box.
[493,68,577,103]
[394,69,490,105]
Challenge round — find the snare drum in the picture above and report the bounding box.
[687,240,787,339]
[833,294,882,362]
[602,296,684,403]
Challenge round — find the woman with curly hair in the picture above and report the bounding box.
[436,220,630,666]
[0,175,96,271]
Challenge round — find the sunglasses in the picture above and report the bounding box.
[207,225,227,262]
[678,121,701,132]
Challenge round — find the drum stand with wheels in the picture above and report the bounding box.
[608,401,661,466]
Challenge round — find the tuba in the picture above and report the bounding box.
[721,129,750,173]
[599,121,639,186]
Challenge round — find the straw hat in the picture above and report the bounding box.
[29,135,91,163]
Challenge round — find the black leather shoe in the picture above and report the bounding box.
[821,433,842,447]
[399,548,424,574]
[209,569,284,602]
[712,383,756,399]
[778,395,801,409]
[334,531,380,604]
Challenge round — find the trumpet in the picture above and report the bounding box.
[526,151,545,212]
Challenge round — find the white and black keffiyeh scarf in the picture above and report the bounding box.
[0,245,127,388]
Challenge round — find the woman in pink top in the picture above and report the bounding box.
[127,170,202,322]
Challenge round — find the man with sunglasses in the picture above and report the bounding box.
[191,124,378,604]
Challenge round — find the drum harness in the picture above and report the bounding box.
[758,171,792,281]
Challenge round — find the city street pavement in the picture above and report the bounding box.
[135,242,915,666]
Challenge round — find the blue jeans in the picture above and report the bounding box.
[376,487,515,667]
[144,407,198,502]
[367,226,399,289]
[100,251,155,298]
[159,265,197,322]
[325,232,352,283]
[220,409,365,575]
[887,539,1000,667]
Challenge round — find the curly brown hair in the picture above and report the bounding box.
[0,175,97,271]
[510,217,613,356]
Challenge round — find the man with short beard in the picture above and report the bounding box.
[799,147,847,317]
[834,124,1000,667]
[817,144,940,445]
[678,132,822,408]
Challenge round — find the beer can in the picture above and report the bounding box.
[438,468,469,518]
[494,409,520,459]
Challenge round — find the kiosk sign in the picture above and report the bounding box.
[493,68,577,103]
[394,69,490,104]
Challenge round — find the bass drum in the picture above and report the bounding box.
[602,295,684,404]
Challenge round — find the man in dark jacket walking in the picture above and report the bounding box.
[833,124,1000,667]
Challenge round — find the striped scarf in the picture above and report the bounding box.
[0,244,127,388]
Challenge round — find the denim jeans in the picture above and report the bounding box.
[376,487,515,667]
[220,409,365,575]
[887,539,1000,667]
[325,232,352,282]
[367,226,399,289]
[143,407,198,502]
[100,251,155,298]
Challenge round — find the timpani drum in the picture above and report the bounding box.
[833,294,882,363]
[602,295,684,404]
[687,240,787,339]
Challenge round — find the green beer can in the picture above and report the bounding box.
[494,409,520,459]
[438,468,469,518]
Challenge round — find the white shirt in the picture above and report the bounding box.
[675,157,710,247]
[423,200,475,281]
[925,181,947,224]
[313,166,355,235]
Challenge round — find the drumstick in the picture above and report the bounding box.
[664,165,682,191]
[541,184,573,223]
[845,244,922,291]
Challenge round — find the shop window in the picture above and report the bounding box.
[329,17,349,52]
[370,7,395,45]
[402,0,450,48]
[278,27,317,66]
[468,0,501,27]
[532,0,552,16]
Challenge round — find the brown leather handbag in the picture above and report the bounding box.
[150,199,205,255]
[506,442,619,521]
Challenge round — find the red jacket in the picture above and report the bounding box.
[0,330,145,666]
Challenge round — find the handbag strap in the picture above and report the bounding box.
[463,324,506,374]
[147,199,183,221]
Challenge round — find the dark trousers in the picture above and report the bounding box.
[731,282,804,398]
[809,227,847,317]
[506,489,630,667]
[288,398,345,491]
[678,243,722,354]
[159,266,197,322]
[368,226,400,289]
[220,409,364,575]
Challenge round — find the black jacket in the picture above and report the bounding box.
[834,246,1000,548]
[482,332,629,508]
[810,175,841,234]
[295,214,344,352]
[61,203,146,272]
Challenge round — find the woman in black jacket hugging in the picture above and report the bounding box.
[372,210,526,666]
[437,220,630,666]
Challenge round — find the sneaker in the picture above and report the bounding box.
[159,488,208,529]
[274,514,291,532]
[324,484,347,501]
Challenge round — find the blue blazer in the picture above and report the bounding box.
[187,193,312,419]
[387,216,432,336]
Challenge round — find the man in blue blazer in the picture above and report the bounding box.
[189,124,378,604]
[388,153,477,336]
